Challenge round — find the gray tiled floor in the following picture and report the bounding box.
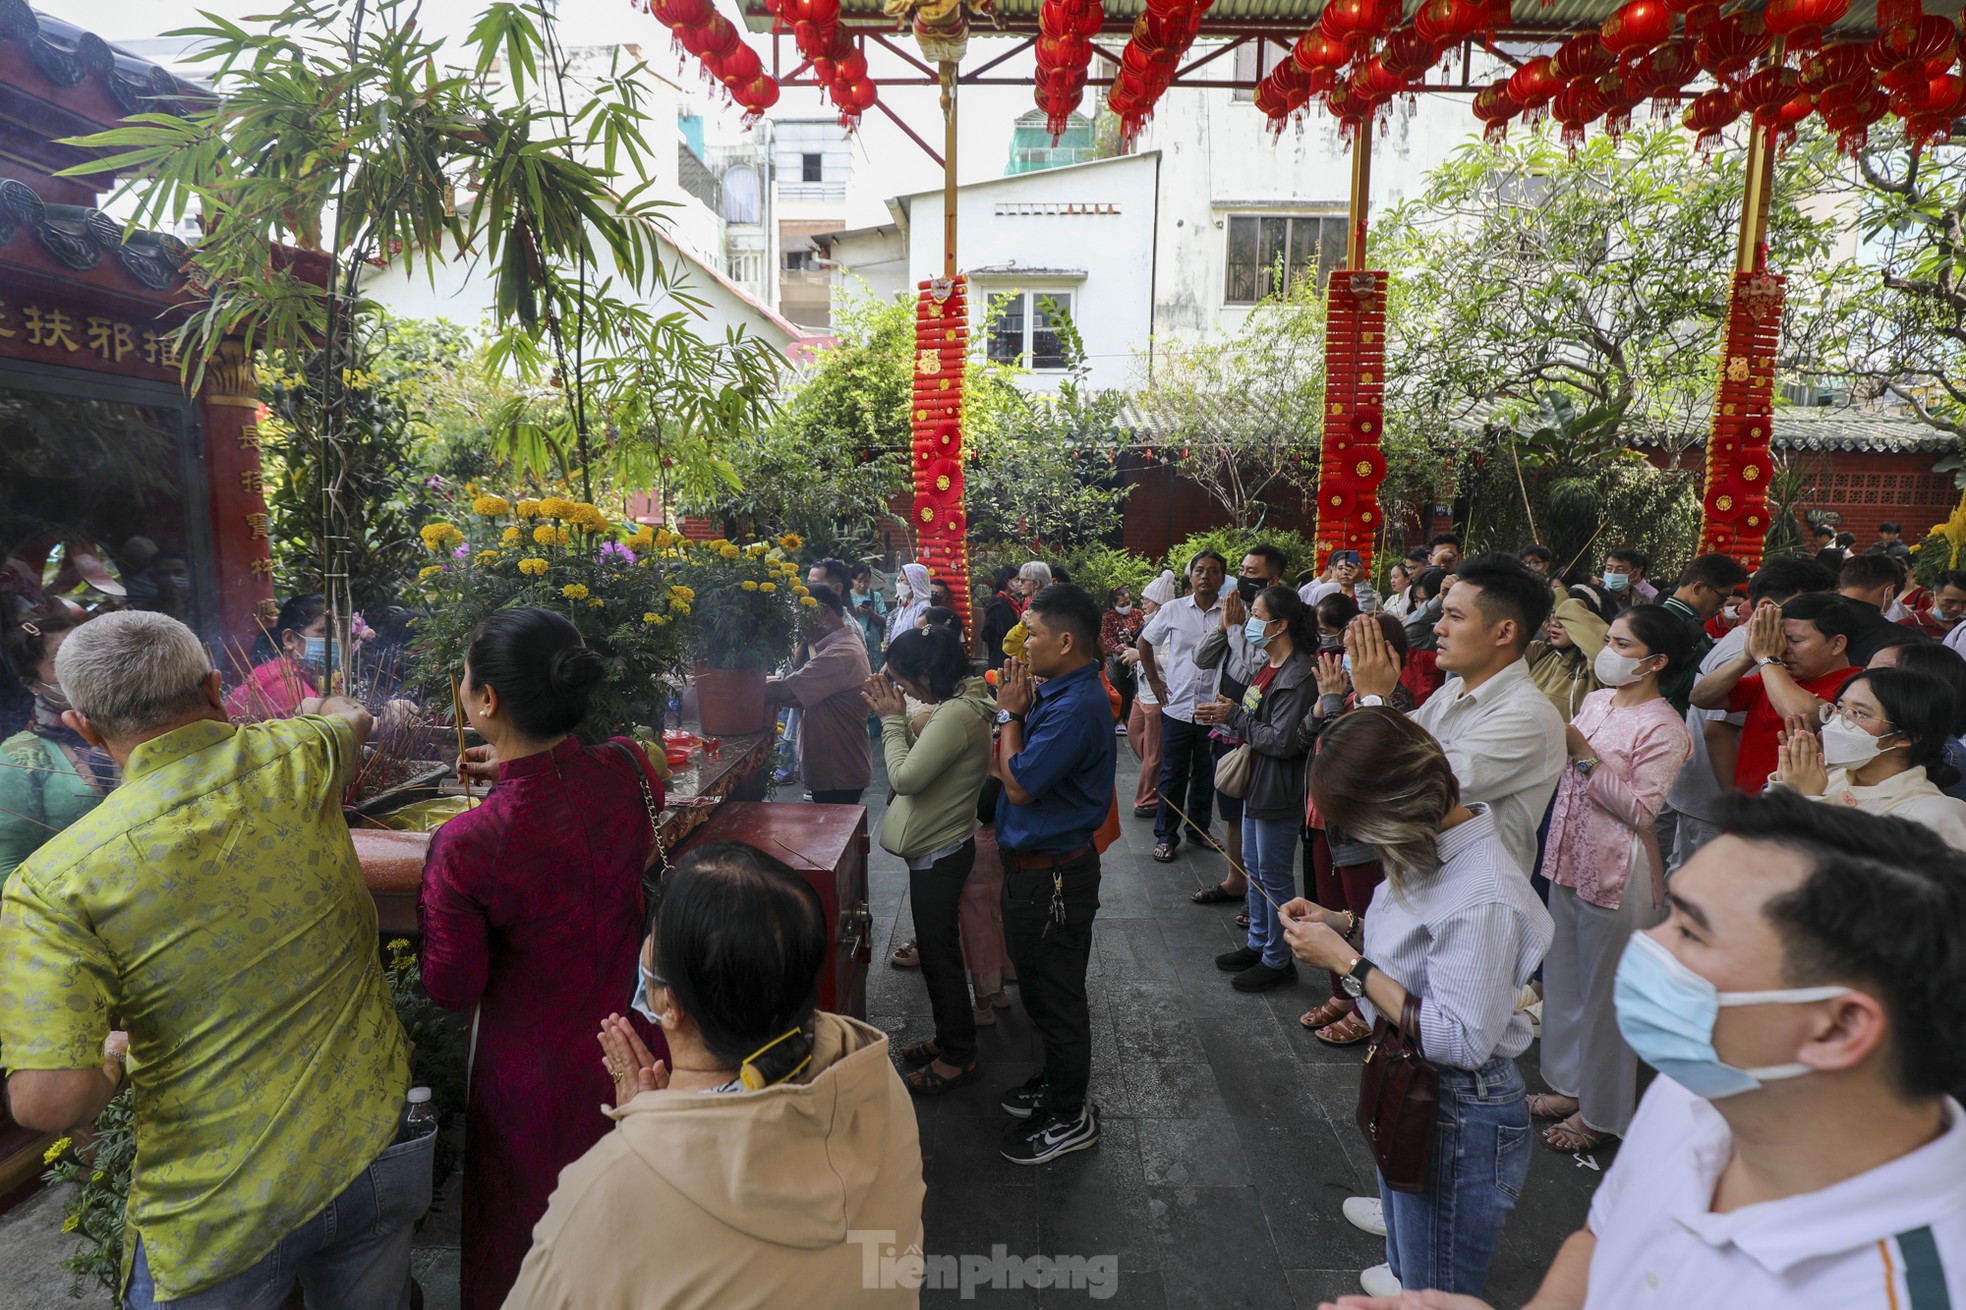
[0,743,1605,1310]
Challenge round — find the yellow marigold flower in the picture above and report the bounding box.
[477,551,499,565]
[742,580,759,592]
[571,504,610,533]
[779,533,803,550]
[43,1138,70,1165]
[471,495,510,517]
[626,527,655,549]
[533,524,559,545]
[419,522,463,552]
[793,584,810,597]
[747,543,768,556]
[418,565,444,581]
[720,545,741,560]
[562,583,590,600]
[800,595,819,608]
[518,557,549,575]
[674,602,692,616]
[643,611,661,624]
[707,538,729,550]
[588,598,604,609]
[465,481,481,495]
[759,582,776,594]
[668,585,695,603]
[539,496,576,520]
[515,499,543,519]
[654,529,676,548]
[61,1215,78,1233]
[502,526,521,544]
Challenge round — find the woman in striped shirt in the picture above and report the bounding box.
[1281,708,1554,1301]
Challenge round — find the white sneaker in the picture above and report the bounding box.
[1359,1264,1402,1297]
[1114,722,1128,735]
[1342,1196,1387,1237]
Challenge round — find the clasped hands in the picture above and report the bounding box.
[1772,713,1829,796]
[860,673,908,719]
[597,1013,668,1107]
[1278,898,1355,972]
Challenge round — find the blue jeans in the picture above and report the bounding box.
[1378,1056,1530,1297]
[125,1126,435,1310]
[1241,815,1299,968]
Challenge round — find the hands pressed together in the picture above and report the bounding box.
[860,673,908,719]
[1343,615,1400,702]
[597,1013,668,1107]
[1773,713,1829,795]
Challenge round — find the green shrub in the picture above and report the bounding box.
[1163,527,1322,587]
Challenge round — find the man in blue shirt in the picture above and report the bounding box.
[990,583,1117,1165]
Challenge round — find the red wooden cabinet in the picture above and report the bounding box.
[675,802,871,1020]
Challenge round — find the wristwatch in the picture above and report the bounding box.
[1341,956,1376,999]
[1576,756,1599,777]
[1756,655,1784,669]
[1357,694,1386,707]
[995,709,1024,726]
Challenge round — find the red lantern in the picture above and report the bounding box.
[1415,0,1487,47]
[1507,55,1562,117]
[1896,72,1966,150]
[1352,54,1409,103]
[720,42,762,87]
[1320,0,1399,53]
[1798,43,1871,94]
[1292,29,1352,71]
[1733,65,1801,117]
[1762,0,1849,55]
[1819,81,1889,153]
[1694,14,1771,86]
[1552,31,1616,83]
[1633,38,1697,113]
[1382,28,1443,78]
[1599,0,1673,62]
[1682,87,1741,153]
[1551,78,1606,151]
[1875,0,1923,32]
[1471,76,1519,140]
[1597,68,1644,137]
[1871,16,1956,75]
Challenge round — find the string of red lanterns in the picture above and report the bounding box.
[1107,0,1214,145]
[759,0,879,126]
[644,0,782,123]
[1035,0,1105,140]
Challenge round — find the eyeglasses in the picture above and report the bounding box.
[1821,702,1894,731]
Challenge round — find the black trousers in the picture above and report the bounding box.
[810,788,865,805]
[1108,658,1137,726]
[1154,715,1216,848]
[1001,846,1102,1118]
[909,838,979,1064]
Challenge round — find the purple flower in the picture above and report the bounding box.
[452,544,470,560]
[599,542,637,566]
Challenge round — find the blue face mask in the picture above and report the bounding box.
[1603,571,1630,592]
[1341,653,1353,678]
[1244,617,1273,649]
[1613,932,1848,1101]
[631,959,665,1026]
[301,636,340,672]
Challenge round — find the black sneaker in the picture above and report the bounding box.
[1001,1103,1099,1165]
[1215,945,1261,972]
[1231,960,1299,992]
[1000,1071,1048,1119]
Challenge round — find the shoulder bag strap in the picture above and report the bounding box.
[1399,994,1426,1061]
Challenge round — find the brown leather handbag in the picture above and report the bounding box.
[1355,995,1440,1193]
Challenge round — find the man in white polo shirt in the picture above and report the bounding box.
[1321,790,1966,1310]
[1138,550,1227,863]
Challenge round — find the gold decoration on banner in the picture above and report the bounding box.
[207,342,257,406]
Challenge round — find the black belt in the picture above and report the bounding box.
[1004,843,1093,869]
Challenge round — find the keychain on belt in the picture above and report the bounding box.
[1042,871,1067,937]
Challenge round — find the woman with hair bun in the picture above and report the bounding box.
[416,606,668,1310]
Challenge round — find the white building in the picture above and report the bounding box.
[774,118,855,329]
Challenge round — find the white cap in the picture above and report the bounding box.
[406,1086,432,1104]
[1141,570,1177,606]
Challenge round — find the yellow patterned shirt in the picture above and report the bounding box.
[0,716,409,1299]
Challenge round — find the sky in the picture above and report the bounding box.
[35,0,1045,228]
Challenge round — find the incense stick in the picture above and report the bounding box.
[450,673,475,809]
[1154,790,1292,919]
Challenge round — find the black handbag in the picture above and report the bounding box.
[1355,995,1440,1193]
[610,741,670,928]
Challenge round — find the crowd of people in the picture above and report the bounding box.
[4,515,1966,1308]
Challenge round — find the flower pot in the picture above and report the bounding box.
[694,665,769,735]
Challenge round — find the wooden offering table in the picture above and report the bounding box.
[353,727,772,937]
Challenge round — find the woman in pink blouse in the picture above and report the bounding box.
[1534,604,1693,1153]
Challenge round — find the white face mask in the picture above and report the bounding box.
[1593,645,1656,688]
[1114,604,1132,614]
[1819,715,1901,770]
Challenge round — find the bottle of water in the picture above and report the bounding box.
[404,1086,437,1138]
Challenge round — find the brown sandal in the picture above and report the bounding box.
[1299,998,1355,1030]
[1315,1012,1372,1046]
[1542,1114,1614,1154]
[1527,1093,1579,1121]
[903,1059,979,1096]
[898,1038,941,1066]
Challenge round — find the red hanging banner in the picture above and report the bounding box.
[1314,270,1388,571]
[912,276,973,631]
[1699,271,1784,567]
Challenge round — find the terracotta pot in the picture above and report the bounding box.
[695,665,769,735]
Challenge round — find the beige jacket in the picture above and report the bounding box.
[503,1013,925,1309]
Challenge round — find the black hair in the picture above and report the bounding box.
[1841,668,1960,786]
[1610,602,1695,680]
[1374,611,1411,660]
[1186,549,1228,577]
[1564,583,1615,621]
[0,601,78,695]
[1244,544,1288,578]
[1866,625,1932,664]
[1410,567,1447,603]
[993,565,1017,593]
[1314,592,1359,634]
[465,606,605,738]
[1780,592,1864,652]
[1750,557,1837,606]
[1816,549,1849,570]
[1107,585,1132,606]
[1025,582,1102,655]
[1887,641,1966,737]
[1879,521,1902,534]
[885,626,972,701]
[1839,555,1901,595]
[652,842,828,1070]
[928,575,952,597]
[1520,544,1553,565]
[1836,532,1856,548]
[1680,553,1750,594]
[1404,546,1431,564]
[251,593,327,664]
[1607,546,1649,572]
[917,605,963,635]
[1050,564,1073,585]
[1253,584,1313,647]
[806,582,845,621]
[1428,532,1462,550]
[849,563,872,582]
[1932,570,1966,594]
[809,558,851,595]
[1715,788,1966,1099]
[1810,522,1836,540]
[1452,553,1555,653]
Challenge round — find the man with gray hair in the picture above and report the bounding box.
[0,611,429,1308]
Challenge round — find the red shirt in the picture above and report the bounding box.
[1726,665,1858,792]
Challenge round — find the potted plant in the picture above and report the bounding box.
[675,533,814,734]
[406,495,694,741]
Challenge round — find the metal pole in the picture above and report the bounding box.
[941,60,958,277]
[1735,123,1776,274]
[1347,114,1373,269]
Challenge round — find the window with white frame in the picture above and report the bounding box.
[984,290,1076,370]
[1223,214,1346,304]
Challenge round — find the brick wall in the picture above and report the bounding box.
[1642,446,1957,548]
[1118,457,1318,560]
